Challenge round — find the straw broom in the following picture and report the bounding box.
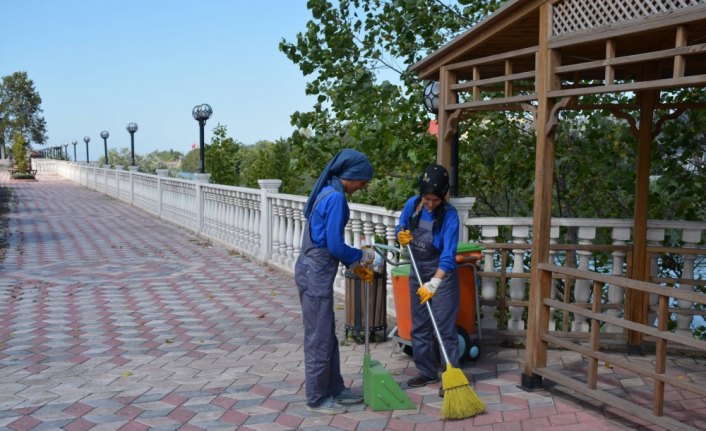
[407,246,485,420]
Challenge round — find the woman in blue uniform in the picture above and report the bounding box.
[396,164,460,396]
[295,149,375,415]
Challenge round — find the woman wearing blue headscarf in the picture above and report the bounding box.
[295,149,375,415]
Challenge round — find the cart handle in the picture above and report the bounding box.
[372,243,409,267]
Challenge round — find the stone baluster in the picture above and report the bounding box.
[676,229,701,335]
[350,217,363,249]
[572,227,596,332]
[278,203,287,264]
[384,216,399,266]
[362,220,374,247]
[480,225,499,330]
[285,206,295,261]
[235,196,244,245]
[292,205,303,263]
[253,200,261,250]
[508,225,529,330]
[647,228,665,327]
[606,227,631,333]
[245,198,253,248]
[374,218,386,248]
[271,203,282,262]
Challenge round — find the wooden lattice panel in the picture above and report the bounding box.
[552,0,705,36]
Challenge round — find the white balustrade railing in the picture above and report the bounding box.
[470,217,706,340]
[34,160,706,337]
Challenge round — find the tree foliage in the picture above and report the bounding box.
[281,0,705,226]
[240,139,304,194]
[280,0,503,209]
[0,72,47,158]
[205,124,244,186]
[11,133,29,173]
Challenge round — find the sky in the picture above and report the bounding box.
[1,0,316,160]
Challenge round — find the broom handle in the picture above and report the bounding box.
[364,279,370,355]
[406,245,452,367]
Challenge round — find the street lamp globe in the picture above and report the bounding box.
[192,103,213,175]
[100,131,110,166]
[83,136,91,163]
[423,81,440,115]
[192,103,213,122]
[126,123,138,167]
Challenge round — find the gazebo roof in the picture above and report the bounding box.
[412,0,706,86]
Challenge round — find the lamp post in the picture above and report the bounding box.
[63,142,68,160]
[72,140,77,161]
[192,103,213,174]
[83,136,90,163]
[100,131,110,166]
[423,81,458,197]
[126,122,138,168]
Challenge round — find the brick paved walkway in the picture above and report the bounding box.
[1,172,704,431]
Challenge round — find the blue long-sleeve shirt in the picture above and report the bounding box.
[308,185,362,266]
[396,196,459,273]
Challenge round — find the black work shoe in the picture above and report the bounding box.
[407,374,439,387]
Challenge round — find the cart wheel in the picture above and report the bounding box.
[467,341,481,361]
[402,344,413,357]
[456,326,471,362]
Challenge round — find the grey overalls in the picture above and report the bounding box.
[294,189,345,407]
[408,218,460,379]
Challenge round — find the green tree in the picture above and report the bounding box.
[241,139,305,194]
[181,148,200,173]
[0,71,47,159]
[282,0,704,225]
[11,133,28,173]
[280,0,504,209]
[206,124,244,185]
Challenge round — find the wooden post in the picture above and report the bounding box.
[522,2,558,389]
[626,67,657,353]
[436,67,455,172]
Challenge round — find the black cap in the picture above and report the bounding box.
[418,164,449,199]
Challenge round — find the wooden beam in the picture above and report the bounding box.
[627,67,658,351]
[524,2,557,382]
[549,74,706,98]
[553,42,706,75]
[436,67,455,172]
[505,60,514,97]
[674,26,687,78]
[605,39,615,85]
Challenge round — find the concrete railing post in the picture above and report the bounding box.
[258,179,283,265]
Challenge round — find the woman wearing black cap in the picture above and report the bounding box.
[395,164,460,396]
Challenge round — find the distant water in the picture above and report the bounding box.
[178,171,193,180]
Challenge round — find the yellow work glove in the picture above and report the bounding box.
[352,264,374,284]
[417,277,442,304]
[397,230,413,246]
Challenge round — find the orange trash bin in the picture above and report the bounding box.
[390,243,484,361]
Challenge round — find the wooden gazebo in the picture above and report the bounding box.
[411,0,706,428]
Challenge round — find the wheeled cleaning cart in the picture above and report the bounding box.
[382,242,484,363]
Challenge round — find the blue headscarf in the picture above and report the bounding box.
[303,149,373,219]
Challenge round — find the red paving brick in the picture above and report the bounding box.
[0,171,703,431]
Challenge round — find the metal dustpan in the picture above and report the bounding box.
[362,278,415,411]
